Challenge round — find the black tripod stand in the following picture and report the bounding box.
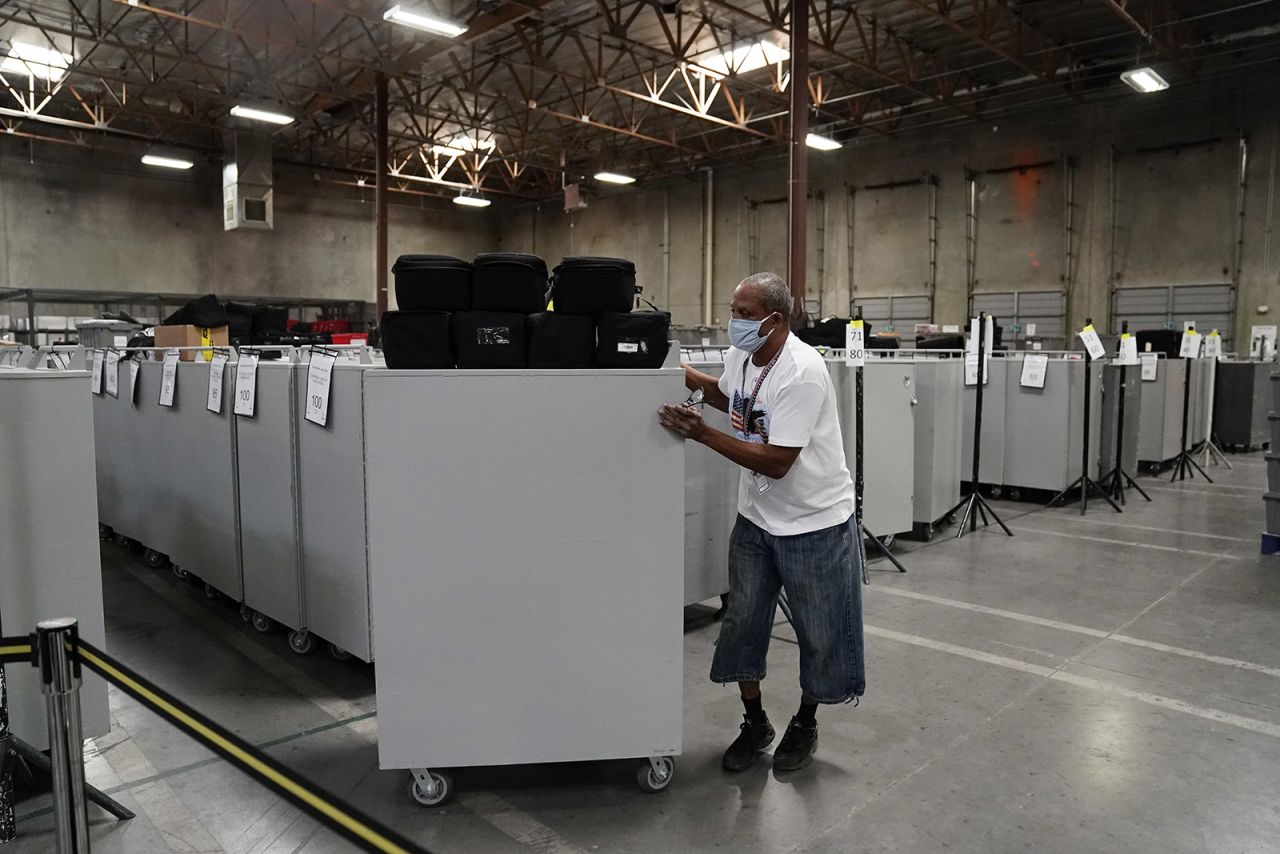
[946,312,1012,539]
[1099,323,1151,505]
[1170,351,1212,483]
[1050,320,1121,514]
[850,311,907,578]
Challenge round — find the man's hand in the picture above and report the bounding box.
[658,404,707,441]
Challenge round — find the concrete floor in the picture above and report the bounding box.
[8,452,1280,852]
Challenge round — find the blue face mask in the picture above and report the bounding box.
[729,314,777,353]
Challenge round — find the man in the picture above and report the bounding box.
[658,271,865,773]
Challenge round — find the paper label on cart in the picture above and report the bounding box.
[1116,333,1139,366]
[1179,330,1201,358]
[1140,353,1159,381]
[305,351,337,427]
[158,349,179,407]
[1203,332,1222,359]
[617,342,640,353]
[90,349,104,394]
[1020,354,1049,389]
[1078,325,1106,360]
[845,320,866,366]
[234,354,259,417]
[206,352,228,414]
[752,472,771,494]
[104,350,121,397]
[128,358,141,404]
[964,353,988,386]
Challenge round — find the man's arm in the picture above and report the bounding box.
[683,363,730,413]
[658,405,801,480]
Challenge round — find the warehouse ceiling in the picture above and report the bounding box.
[2,0,1279,202]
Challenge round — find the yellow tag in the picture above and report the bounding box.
[547,299,555,311]
[1083,324,1095,333]
[851,320,864,330]
[200,327,214,362]
[1210,330,1219,337]
[1120,332,1131,340]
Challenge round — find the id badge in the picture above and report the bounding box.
[752,472,771,494]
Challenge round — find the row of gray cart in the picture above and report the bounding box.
[93,348,378,661]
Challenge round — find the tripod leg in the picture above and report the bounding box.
[9,737,135,821]
[862,526,908,574]
[955,496,975,539]
[1049,477,1084,508]
[1185,454,1214,483]
[1123,471,1152,501]
[1087,477,1123,513]
[978,495,1015,536]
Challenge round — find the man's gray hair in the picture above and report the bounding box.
[740,271,793,318]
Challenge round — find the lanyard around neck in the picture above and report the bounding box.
[739,348,782,435]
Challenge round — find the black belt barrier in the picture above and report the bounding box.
[1,631,431,854]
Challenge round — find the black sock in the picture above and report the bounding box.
[742,694,767,724]
[796,698,818,727]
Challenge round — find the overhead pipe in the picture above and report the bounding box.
[786,0,810,323]
[375,73,389,318]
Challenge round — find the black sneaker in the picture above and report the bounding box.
[722,715,775,772]
[772,717,817,772]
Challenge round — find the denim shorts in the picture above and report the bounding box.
[710,514,866,703]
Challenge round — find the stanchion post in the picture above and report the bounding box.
[1,660,14,844]
[37,618,89,853]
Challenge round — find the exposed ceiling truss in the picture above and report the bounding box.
[0,0,1276,203]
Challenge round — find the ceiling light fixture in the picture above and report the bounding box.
[1120,67,1169,93]
[1,42,74,83]
[453,193,491,208]
[383,4,468,38]
[141,153,195,170]
[431,144,467,157]
[229,104,295,125]
[805,132,841,151]
[696,41,789,78]
[594,171,636,185]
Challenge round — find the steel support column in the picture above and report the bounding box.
[787,0,810,321]
[375,72,390,319]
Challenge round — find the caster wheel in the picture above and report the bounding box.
[409,771,453,807]
[114,533,130,547]
[288,630,315,655]
[145,548,165,568]
[203,583,220,601]
[172,565,190,580]
[252,612,274,634]
[990,486,1003,500]
[239,603,252,623]
[326,642,351,661]
[1009,489,1022,502]
[923,524,935,540]
[99,524,113,542]
[944,514,956,526]
[879,534,896,551]
[637,757,674,793]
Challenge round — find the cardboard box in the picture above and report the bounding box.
[153,324,229,361]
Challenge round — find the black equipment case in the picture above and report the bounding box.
[453,311,529,369]
[596,301,670,369]
[381,311,454,369]
[550,256,637,315]
[527,312,597,369]
[392,255,473,312]
[471,253,549,314]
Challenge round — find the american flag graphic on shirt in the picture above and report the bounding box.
[730,390,769,444]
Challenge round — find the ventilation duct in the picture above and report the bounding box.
[222,130,273,230]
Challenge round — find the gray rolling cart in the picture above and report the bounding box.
[962,354,1010,490]
[1213,360,1273,450]
[1001,354,1104,495]
[681,353,734,607]
[911,357,964,537]
[234,351,313,653]
[1,352,110,750]
[140,356,243,600]
[1139,357,1208,467]
[846,359,917,543]
[296,349,379,663]
[363,358,686,805]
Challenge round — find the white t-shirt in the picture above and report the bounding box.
[717,334,855,536]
